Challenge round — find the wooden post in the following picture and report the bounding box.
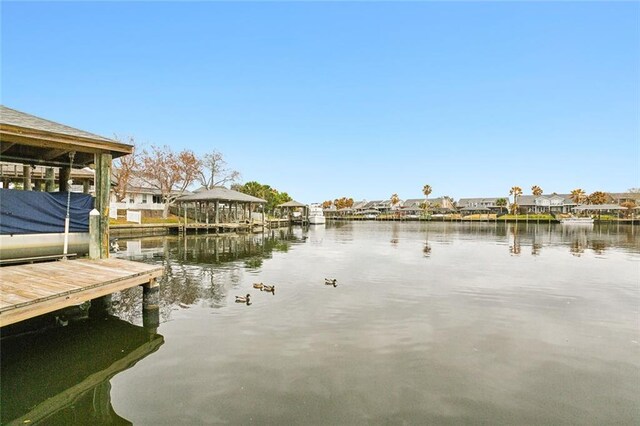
[45,167,55,192]
[89,209,100,259]
[142,278,160,330]
[59,167,71,192]
[215,200,219,224]
[83,179,90,194]
[23,165,32,190]
[94,152,112,259]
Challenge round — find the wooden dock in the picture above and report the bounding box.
[0,258,164,327]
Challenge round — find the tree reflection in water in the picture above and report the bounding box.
[112,229,305,324]
[509,225,521,255]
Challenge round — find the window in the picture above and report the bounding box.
[129,195,135,204]
[141,194,148,204]
[153,195,162,204]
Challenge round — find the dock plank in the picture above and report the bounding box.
[0,258,164,327]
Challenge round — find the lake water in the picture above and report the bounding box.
[2,222,639,425]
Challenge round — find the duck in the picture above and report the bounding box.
[235,294,251,303]
[253,282,264,289]
[262,284,275,293]
[324,278,338,287]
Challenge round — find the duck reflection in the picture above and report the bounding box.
[1,316,163,425]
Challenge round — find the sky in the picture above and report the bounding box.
[2,1,638,203]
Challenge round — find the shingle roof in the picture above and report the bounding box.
[279,200,307,208]
[177,186,266,203]
[0,105,114,142]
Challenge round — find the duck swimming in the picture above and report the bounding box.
[324,278,338,287]
[235,294,251,303]
[253,283,264,289]
[262,284,275,293]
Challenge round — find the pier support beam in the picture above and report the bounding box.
[45,167,55,191]
[95,152,112,259]
[142,279,160,330]
[89,295,113,319]
[23,165,32,190]
[89,209,101,259]
[59,167,71,192]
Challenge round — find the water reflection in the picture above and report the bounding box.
[403,222,638,257]
[1,316,163,425]
[113,229,304,324]
[2,222,637,425]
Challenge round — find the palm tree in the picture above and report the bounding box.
[422,184,432,217]
[390,193,400,216]
[570,188,587,205]
[587,191,608,205]
[422,184,432,203]
[509,186,522,214]
[496,198,508,214]
[531,185,543,196]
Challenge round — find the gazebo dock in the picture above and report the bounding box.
[175,186,267,234]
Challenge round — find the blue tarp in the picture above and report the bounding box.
[0,189,94,235]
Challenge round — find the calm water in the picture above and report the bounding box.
[2,222,639,425]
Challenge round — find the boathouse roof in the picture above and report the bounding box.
[177,186,266,204]
[278,200,307,208]
[0,105,133,168]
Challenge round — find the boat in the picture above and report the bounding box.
[308,205,326,225]
[560,216,594,225]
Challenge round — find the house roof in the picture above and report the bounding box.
[351,200,368,210]
[177,186,266,204]
[457,197,503,206]
[402,197,445,208]
[0,105,133,167]
[279,200,307,208]
[608,192,640,201]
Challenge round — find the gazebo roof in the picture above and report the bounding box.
[0,105,132,168]
[177,186,266,203]
[278,200,307,208]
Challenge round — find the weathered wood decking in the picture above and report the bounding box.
[0,258,164,327]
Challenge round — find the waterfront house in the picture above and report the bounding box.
[457,197,504,213]
[351,200,368,213]
[402,197,455,214]
[608,192,640,205]
[517,194,577,214]
[109,176,175,219]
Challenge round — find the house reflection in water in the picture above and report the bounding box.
[1,316,163,425]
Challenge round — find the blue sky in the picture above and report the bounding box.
[2,1,638,203]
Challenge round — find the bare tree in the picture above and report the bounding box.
[139,145,201,218]
[198,150,240,190]
[112,136,140,202]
